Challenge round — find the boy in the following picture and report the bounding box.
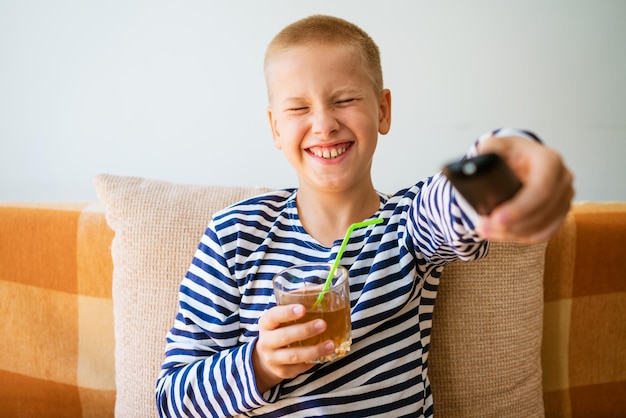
[156,15,573,417]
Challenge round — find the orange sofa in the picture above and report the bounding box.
[1,175,624,417]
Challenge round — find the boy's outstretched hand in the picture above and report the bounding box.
[253,304,335,394]
[476,135,574,243]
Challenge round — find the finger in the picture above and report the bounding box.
[485,168,574,242]
[258,305,330,352]
[258,342,334,381]
[258,304,306,331]
[274,340,336,366]
[486,190,562,241]
[266,318,328,349]
[255,330,335,382]
[510,178,574,243]
[487,197,566,243]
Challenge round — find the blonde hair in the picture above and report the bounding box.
[264,15,384,94]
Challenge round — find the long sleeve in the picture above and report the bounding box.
[405,169,485,266]
[155,223,278,417]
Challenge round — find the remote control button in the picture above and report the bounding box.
[462,161,477,175]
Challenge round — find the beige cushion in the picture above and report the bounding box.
[95,173,546,417]
[430,241,546,417]
[95,174,269,417]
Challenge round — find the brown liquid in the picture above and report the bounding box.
[280,291,351,361]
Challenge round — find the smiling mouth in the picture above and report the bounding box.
[308,143,351,159]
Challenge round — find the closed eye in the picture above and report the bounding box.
[285,106,309,115]
[335,98,359,106]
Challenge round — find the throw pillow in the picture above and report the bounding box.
[95,174,269,417]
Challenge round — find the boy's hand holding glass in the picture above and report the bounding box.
[253,301,337,393]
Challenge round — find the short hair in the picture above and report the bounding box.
[264,15,384,94]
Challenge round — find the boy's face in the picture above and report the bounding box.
[266,42,391,194]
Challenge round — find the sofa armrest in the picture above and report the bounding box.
[0,202,116,417]
[542,202,626,416]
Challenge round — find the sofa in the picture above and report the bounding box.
[0,174,624,417]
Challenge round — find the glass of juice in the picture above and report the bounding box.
[272,263,351,364]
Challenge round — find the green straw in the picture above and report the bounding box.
[313,217,384,308]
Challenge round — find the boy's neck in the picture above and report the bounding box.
[295,183,380,247]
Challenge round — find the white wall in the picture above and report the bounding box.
[1,0,625,202]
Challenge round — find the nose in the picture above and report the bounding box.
[311,107,340,138]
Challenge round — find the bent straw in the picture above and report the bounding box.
[313,217,384,308]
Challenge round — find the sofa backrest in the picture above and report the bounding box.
[2,177,624,417]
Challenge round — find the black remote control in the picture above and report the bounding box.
[442,153,522,216]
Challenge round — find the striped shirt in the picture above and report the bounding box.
[156,129,535,417]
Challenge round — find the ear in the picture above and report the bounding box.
[377,89,392,135]
[267,107,282,150]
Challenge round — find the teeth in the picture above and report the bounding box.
[312,145,347,159]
